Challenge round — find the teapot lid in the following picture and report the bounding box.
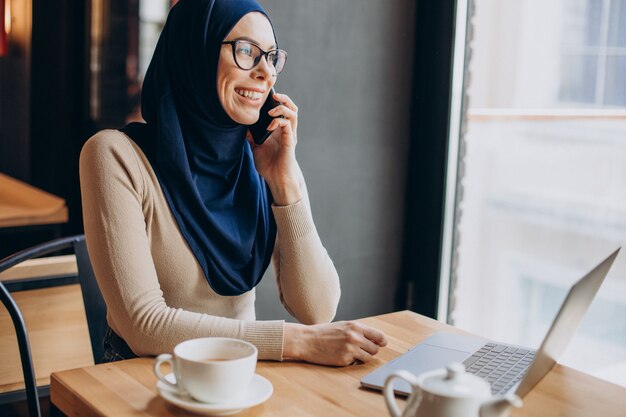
[421,363,491,399]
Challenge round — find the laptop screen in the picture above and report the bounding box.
[515,248,619,396]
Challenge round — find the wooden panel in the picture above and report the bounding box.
[50,311,626,417]
[0,255,77,281]
[0,284,94,394]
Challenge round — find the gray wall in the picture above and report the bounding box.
[255,0,416,321]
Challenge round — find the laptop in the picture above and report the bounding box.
[361,248,620,397]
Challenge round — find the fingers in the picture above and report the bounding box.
[359,337,381,356]
[266,92,297,142]
[267,116,286,132]
[273,92,298,113]
[296,321,388,367]
[342,322,387,365]
[343,341,376,365]
[270,92,298,128]
[353,348,374,364]
[268,104,296,120]
[347,321,388,346]
[267,117,296,146]
[268,104,297,137]
[363,326,388,347]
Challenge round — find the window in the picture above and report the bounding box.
[559,0,626,106]
[138,0,171,79]
[443,0,626,387]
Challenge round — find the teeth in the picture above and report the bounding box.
[236,88,263,100]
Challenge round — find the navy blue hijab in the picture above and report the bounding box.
[121,0,277,296]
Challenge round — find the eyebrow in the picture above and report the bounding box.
[230,36,277,50]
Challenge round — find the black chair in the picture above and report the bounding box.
[0,235,107,417]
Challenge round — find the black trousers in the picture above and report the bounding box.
[102,327,139,362]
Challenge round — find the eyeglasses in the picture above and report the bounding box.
[222,40,287,75]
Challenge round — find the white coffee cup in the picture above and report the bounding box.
[153,337,258,404]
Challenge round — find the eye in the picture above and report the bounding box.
[236,44,253,57]
[267,51,278,66]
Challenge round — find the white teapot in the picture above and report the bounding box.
[384,363,522,417]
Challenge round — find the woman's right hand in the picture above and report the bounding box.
[283,321,388,366]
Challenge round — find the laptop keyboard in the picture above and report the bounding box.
[462,342,536,395]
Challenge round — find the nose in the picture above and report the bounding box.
[253,54,275,80]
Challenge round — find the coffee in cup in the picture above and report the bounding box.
[153,337,258,403]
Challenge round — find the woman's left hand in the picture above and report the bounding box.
[247,92,302,206]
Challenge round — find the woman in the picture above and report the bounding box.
[80,0,387,366]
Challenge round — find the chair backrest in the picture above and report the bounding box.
[73,237,108,364]
[0,235,108,417]
[0,281,40,417]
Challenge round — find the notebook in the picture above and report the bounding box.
[361,248,619,397]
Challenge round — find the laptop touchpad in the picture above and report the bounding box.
[361,344,470,395]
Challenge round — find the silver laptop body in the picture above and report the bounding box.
[361,248,619,397]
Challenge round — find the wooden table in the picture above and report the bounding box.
[0,173,68,229]
[0,172,69,259]
[50,311,626,417]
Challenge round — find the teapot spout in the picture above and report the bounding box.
[479,394,523,417]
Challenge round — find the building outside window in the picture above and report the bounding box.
[445,0,626,387]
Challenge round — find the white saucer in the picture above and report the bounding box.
[157,373,273,416]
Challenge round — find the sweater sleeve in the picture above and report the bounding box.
[80,132,284,360]
[271,179,341,324]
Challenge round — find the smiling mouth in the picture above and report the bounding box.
[235,88,264,100]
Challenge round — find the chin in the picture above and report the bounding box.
[233,111,260,126]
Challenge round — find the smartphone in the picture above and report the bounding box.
[249,88,281,145]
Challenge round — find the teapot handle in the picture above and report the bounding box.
[384,370,422,417]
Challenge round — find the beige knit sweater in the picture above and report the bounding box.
[79,130,340,360]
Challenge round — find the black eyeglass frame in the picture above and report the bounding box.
[221,40,288,74]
